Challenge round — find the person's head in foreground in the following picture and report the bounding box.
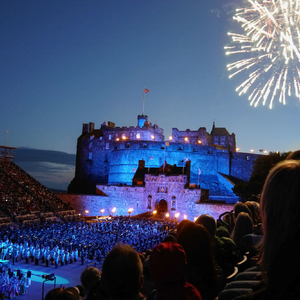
[195,214,216,238]
[149,241,202,300]
[45,287,80,300]
[260,159,300,276]
[101,243,144,300]
[80,266,101,295]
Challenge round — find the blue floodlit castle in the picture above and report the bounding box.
[68,115,259,210]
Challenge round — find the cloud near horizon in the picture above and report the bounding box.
[13,148,76,191]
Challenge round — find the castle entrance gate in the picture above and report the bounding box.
[155,199,168,213]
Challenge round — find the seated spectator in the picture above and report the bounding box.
[231,212,254,255]
[45,287,80,300]
[196,214,238,277]
[80,267,103,300]
[234,202,252,221]
[220,159,300,300]
[101,243,146,300]
[177,220,225,300]
[45,287,64,300]
[258,159,300,299]
[244,201,261,227]
[176,219,190,236]
[148,241,202,300]
[195,214,216,238]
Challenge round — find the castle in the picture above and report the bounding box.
[68,115,259,218]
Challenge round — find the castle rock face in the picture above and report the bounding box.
[69,115,258,204]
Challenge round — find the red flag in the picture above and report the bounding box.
[144,88,149,93]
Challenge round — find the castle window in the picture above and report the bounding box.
[171,200,176,211]
[109,135,111,140]
[100,136,103,140]
[193,148,197,152]
[89,142,93,149]
[88,152,93,160]
[136,133,140,139]
[90,135,94,140]
[142,143,148,148]
[106,143,109,150]
[178,146,183,150]
[114,146,118,150]
[147,195,152,209]
[126,143,130,148]
[122,133,126,140]
[246,156,250,160]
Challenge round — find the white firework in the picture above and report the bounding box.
[226,0,300,108]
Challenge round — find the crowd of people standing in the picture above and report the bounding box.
[0,216,176,269]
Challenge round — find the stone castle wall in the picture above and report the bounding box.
[58,193,234,222]
[230,152,258,181]
[74,138,259,197]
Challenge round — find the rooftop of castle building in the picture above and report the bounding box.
[133,161,188,183]
[82,129,103,138]
[211,127,230,136]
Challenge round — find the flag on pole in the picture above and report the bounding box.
[144,88,149,93]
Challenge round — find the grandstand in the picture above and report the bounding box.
[0,146,79,226]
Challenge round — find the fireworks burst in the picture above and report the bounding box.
[226,0,300,108]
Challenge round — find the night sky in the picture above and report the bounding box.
[1,1,300,190]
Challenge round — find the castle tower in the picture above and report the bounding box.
[137,115,148,127]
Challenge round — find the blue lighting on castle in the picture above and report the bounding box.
[67,115,260,219]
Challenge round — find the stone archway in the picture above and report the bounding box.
[155,199,168,213]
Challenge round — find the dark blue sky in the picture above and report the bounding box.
[1,1,300,189]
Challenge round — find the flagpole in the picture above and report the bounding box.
[142,88,149,115]
[142,88,145,115]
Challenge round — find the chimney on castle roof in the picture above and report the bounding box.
[82,123,89,135]
[89,122,95,133]
[139,160,145,169]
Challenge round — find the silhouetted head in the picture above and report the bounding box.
[101,243,143,300]
[195,214,216,238]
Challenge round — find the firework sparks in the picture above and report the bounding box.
[226,0,300,108]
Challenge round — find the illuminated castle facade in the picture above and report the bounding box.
[68,115,258,207]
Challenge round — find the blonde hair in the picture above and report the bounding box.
[260,160,300,276]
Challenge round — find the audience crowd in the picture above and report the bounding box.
[2,151,300,300]
[0,160,71,219]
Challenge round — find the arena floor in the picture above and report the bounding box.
[8,258,101,300]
